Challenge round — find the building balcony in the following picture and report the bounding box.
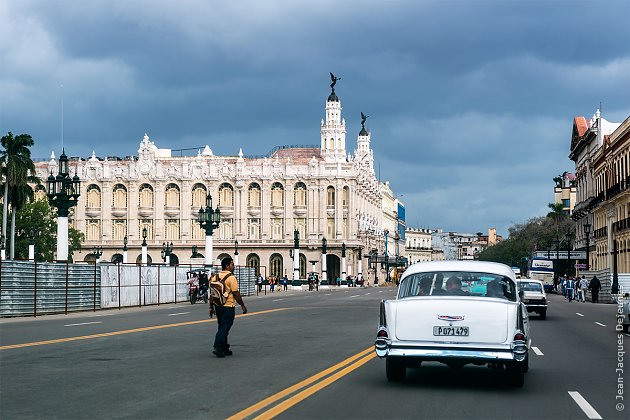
[594,226,608,239]
[248,206,261,217]
[138,206,153,218]
[111,207,127,218]
[270,206,284,217]
[85,207,101,218]
[613,217,630,233]
[164,206,180,218]
[219,206,234,217]
[293,205,307,217]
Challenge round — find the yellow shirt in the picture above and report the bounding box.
[217,270,238,307]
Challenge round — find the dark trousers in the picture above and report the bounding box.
[592,290,599,303]
[213,306,235,352]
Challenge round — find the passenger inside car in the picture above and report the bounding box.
[445,276,469,296]
[417,276,433,296]
[486,280,506,299]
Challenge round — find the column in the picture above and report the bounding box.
[205,235,213,266]
[341,242,347,282]
[57,216,69,261]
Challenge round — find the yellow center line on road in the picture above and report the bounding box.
[253,352,377,420]
[0,308,291,351]
[227,346,374,420]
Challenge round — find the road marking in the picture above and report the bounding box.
[365,293,371,295]
[568,391,602,419]
[532,346,544,356]
[273,299,284,302]
[91,313,115,317]
[349,295,360,298]
[325,294,331,296]
[64,321,102,327]
[167,312,189,317]
[576,312,584,317]
[253,353,376,419]
[228,346,374,420]
[595,322,606,327]
[0,308,291,351]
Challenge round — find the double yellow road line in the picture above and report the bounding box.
[228,346,376,420]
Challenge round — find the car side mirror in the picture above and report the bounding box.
[518,290,524,301]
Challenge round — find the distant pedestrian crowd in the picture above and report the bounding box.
[557,275,601,303]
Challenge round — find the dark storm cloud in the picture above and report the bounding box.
[1,0,629,235]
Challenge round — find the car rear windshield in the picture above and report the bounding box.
[399,271,517,301]
[517,281,543,292]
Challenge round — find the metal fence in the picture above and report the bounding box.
[1,260,255,317]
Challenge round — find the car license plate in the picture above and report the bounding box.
[433,326,469,336]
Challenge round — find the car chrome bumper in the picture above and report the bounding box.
[525,304,547,310]
[375,341,518,361]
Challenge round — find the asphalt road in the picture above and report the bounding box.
[1,286,627,420]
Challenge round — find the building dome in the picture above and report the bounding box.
[327,91,339,102]
[359,127,368,136]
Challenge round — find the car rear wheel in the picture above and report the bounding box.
[540,310,547,320]
[506,361,525,387]
[386,357,406,382]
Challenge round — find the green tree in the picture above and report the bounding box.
[1,132,36,256]
[11,200,84,261]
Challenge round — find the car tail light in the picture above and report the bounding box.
[377,329,388,338]
[514,332,525,341]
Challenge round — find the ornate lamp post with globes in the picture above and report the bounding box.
[234,240,239,267]
[197,193,221,266]
[122,236,128,264]
[583,223,591,270]
[46,149,81,261]
[141,227,148,265]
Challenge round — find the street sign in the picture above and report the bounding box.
[534,250,586,260]
[575,263,587,269]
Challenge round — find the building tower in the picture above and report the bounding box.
[320,81,346,161]
[354,112,374,171]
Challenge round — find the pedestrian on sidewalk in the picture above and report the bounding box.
[269,276,276,293]
[579,275,588,302]
[282,275,288,291]
[209,256,247,358]
[566,276,575,302]
[589,276,601,303]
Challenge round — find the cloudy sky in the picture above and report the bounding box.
[1,0,629,237]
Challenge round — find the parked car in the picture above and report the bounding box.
[375,260,530,387]
[517,279,547,319]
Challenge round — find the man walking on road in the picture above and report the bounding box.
[209,256,247,358]
[579,275,588,302]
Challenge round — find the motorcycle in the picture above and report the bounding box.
[187,269,210,304]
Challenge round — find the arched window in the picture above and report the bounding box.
[139,184,154,207]
[327,186,335,207]
[112,220,127,241]
[191,183,207,208]
[139,220,153,240]
[219,183,234,207]
[219,218,233,239]
[112,184,127,208]
[271,218,283,240]
[86,220,100,241]
[165,220,180,240]
[248,183,261,207]
[294,182,307,207]
[248,218,260,240]
[165,183,180,207]
[86,185,101,208]
[191,220,204,240]
[271,182,284,207]
[246,253,261,276]
[342,186,349,208]
[270,253,284,278]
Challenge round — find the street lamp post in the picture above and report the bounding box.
[197,193,221,266]
[234,240,239,267]
[161,242,173,265]
[357,246,363,278]
[384,230,390,283]
[612,239,619,295]
[341,242,347,282]
[554,238,561,279]
[46,149,81,261]
[371,248,378,287]
[321,237,327,283]
[141,227,148,265]
[92,246,103,264]
[293,230,300,281]
[565,231,574,277]
[583,223,591,270]
[122,235,128,264]
[28,230,36,261]
[191,245,201,259]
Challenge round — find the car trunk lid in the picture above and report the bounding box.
[395,298,509,344]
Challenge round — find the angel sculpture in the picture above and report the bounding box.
[360,112,369,128]
[330,72,341,89]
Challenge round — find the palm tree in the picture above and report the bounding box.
[8,182,36,259]
[1,132,36,258]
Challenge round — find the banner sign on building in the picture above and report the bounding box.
[534,250,586,260]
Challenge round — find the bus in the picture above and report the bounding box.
[527,258,554,292]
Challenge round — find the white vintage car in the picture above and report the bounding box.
[517,279,547,319]
[375,261,530,386]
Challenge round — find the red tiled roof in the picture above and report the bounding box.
[574,116,589,137]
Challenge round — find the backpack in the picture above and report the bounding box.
[209,273,234,306]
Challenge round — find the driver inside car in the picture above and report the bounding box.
[445,276,469,296]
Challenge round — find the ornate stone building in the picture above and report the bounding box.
[34,85,389,281]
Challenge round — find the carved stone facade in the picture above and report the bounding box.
[34,89,390,281]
